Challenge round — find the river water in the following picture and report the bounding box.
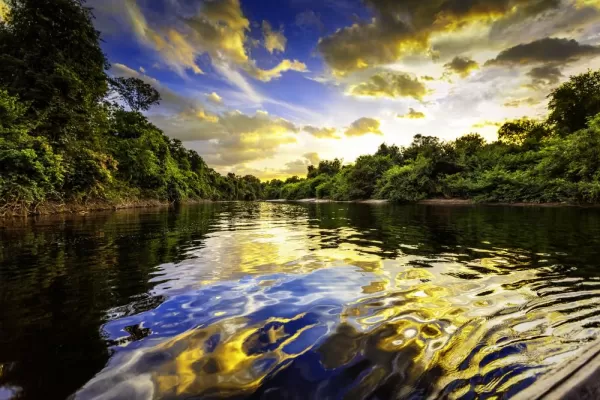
[2,202,600,399]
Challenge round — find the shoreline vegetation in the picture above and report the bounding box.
[3,2,600,218]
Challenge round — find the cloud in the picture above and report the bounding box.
[262,21,287,54]
[349,71,429,100]
[125,0,204,75]
[398,108,426,119]
[121,0,307,91]
[227,152,321,180]
[191,110,299,166]
[317,0,561,75]
[444,56,480,78]
[421,75,436,81]
[472,120,504,128]
[111,63,216,117]
[295,10,324,31]
[503,97,540,107]
[345,117,383,137]
[525,65,563,88]
[486,37,600,66]
[207,92,223,105]
[245,59,307,82]
[303,125,340,139]
[303,152,321,165]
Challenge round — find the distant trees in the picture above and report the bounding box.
[269,69,600,204]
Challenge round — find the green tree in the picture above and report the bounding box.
[109,77,161,112]
[0,0,109,144]
[548,69,600,134]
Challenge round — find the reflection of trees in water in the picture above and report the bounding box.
[0,204,222,399]
[304,203,600,270]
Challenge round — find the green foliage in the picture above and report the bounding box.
[0,90,64,209]
[109,77,161,112]
[376,157,435,202]
[548,69,600,134]
[4,0,600,213]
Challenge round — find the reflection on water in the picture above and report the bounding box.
[2,203,600,399]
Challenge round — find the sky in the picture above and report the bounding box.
[87,0,600,180]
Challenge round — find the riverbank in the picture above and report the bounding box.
[0,198,214,218]
[3,197,597,218]
[265,198,592,207]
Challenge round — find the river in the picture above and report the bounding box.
[2,202,600,399]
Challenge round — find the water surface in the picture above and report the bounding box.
[2,202,600,399]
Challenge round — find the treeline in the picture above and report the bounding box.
[3,1,600,217]
[0,0,265,216]
[264,69,600,204]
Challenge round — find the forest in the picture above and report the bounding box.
[2,0,600,216]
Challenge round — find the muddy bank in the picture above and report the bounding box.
[0,199,213,218]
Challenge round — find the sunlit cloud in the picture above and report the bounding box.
[262,20,287,54]
[317,0,562,75]
[444,56,480,78]
[503,97,540,107]
[207,92,224,105]
[303,126,340,139]
[345,117,383,137]
[119,0,308,97]
[398,108,426,119]
[349,71,429,100]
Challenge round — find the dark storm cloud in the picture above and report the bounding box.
[486,37,600,66]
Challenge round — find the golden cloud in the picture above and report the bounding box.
[472,120,504,128]
[345,117,383,137]
[207,92,223,105]
[349,71,429,100]
[303,126,340,139]
[229,152,321,180]
[262,20,287,54]
[125,0,204,75]
[245,59,307,82]
[303,152,321,165]
[398,108,426,119]
[444,56,480,78]
[124,0,306,83]
[503,97,539,107]
[317,0,561,75]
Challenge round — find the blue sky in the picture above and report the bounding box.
[87,0,600,179]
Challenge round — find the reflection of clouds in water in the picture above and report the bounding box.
[69,203,600,399]
[78,267,377,398]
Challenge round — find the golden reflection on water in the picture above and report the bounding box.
[37,203,600,399]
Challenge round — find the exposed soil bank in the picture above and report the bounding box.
[0,199,213,218]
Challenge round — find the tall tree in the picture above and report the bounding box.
[0,0,109,143]
[548,69,600,134]
[109,77,161,112]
